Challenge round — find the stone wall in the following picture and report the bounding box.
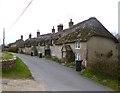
[37,46,45,56]
[0,56,16,70]
[24,47,32,55]
[54,45,63,59]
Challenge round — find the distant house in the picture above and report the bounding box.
[9,35,24,53]
[9,17,119,67]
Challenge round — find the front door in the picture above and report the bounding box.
[45,49,51,57]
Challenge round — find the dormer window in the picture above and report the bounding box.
[75,41,80,49]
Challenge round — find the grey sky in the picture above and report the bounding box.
[119,1,120,35]
[0,0,119,45]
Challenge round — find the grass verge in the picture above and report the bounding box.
[0,52,13,60]
[46,57,62,63]
[80,69,120,92]
[2,57,32,79]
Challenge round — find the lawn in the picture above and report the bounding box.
[0,52,13,60]
[80,69,120,92]
[1,56,32,79]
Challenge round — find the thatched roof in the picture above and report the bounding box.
[22,17,118,47]
[24,38,37,47]
[36,33,52,46]
[55,17,118,45]
[12,39,25,48]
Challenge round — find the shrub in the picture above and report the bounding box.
[88,57,119,79]
[8,47,18,53]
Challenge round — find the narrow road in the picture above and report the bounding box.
[14,53,113,91]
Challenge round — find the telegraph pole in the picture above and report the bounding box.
[3,28,5,51]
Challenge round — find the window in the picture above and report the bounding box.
[75,53,81,61]
[75,42,80,49]
[51,40,54,45]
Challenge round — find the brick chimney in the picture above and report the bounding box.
[29,33,31,39]
[21,35,23,40]
[52,26,55,34]
[37,30,40,38]
[69,19,74,28]
[57,24,63,32]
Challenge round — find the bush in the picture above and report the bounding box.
[88,57,119,79]
[8,47,18,53]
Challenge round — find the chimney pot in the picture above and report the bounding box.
[29,33,31,39]
[57,24,63,32]
[37,30,40,38]
[52,26,55,34]
[69,19,74,28]
[21,35,23,40]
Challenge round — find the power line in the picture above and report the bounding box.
[9,0,34,30]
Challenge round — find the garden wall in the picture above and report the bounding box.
[0,56,16,70]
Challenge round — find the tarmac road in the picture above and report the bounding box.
[14,53,113,91]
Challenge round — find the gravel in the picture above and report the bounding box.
[2,79,45,91]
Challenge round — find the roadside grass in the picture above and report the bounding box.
[46,57,75,68]
[0,52,13,60]
[46,57,62,64]
[0,52,2,60]
[80,69,120,92]
[2,57,32,79]
[46,57,83,69]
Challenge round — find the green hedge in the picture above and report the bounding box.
[8,47,18,53]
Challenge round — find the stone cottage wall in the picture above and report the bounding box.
[50,45,56,57]
[51,45,62,59]
[50,42,87,66]
[71,42,87,66]
[37,46,45,56]
[24,47,32,54]
[87,36,118,63]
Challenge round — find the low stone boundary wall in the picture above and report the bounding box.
[0,56,16,70]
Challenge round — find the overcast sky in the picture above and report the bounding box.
[0,0,119,45]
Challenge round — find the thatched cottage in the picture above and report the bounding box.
[9,17,118,67]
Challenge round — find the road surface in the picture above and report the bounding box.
[14,53,113,91]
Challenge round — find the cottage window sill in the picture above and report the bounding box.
[75,48,80,49]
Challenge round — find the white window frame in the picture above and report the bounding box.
[75,41,81,49]
[75,53,81,61]
[51,40,54,45]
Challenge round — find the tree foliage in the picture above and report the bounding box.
[8,47,18,53]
